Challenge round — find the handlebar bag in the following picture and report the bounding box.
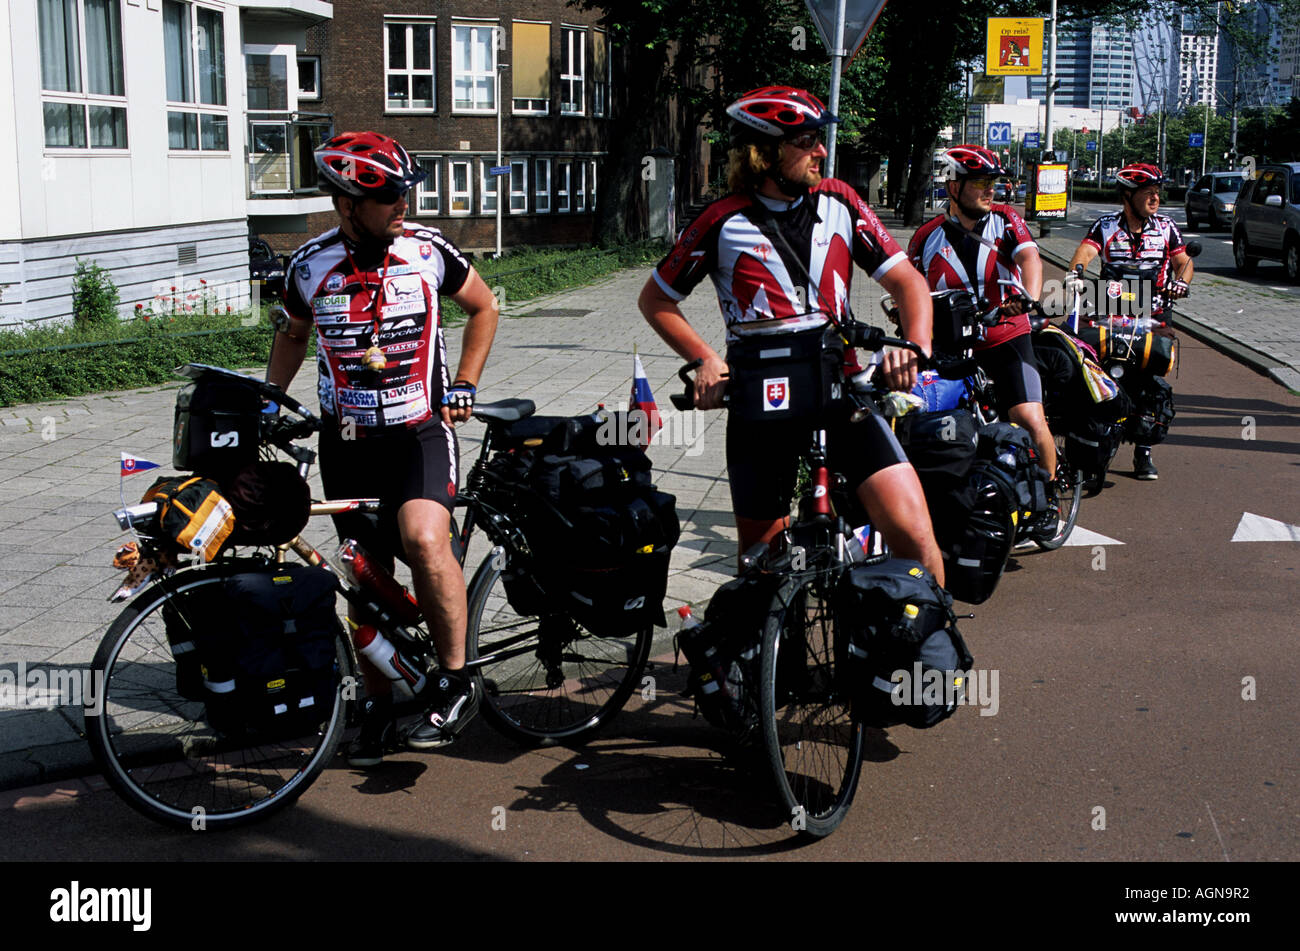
[201,564,341,737]
[929,290,981,354]
[725,323,845,424]
[837,560,973,729]
[173,376,263,474]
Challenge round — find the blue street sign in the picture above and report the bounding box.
[987,122,1012,147]
[1085,140,1097,152]
[489,165,510,176]
[1023,131,1041,148]
[1189,133,1204,148]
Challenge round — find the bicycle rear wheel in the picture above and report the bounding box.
[464,548,651,746]
[85,565,348,830]
[759,574,864,838]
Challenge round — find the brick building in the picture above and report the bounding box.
[257,1,618,255]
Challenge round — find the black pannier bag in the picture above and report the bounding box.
[976,421,1050,527]
[895,408,980,531]
[199,565,341,736]
[725,323,846,424]
[837,560,973,729]
[677,572,784,732]
[1124,375,1176,445]
[1064,417,1124,481]
[173,375,263,475]
[940,468,1016,605]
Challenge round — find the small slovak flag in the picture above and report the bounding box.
[628,351,663,448]
[120,453,162,476]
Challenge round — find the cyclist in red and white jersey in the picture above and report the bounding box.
[908,145,1057,536]
[1068,162,1193,480]
[267,131,500,765]
[638,86,944,583]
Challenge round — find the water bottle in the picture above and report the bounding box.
[336,539,423,626]
[350,623,428,694]
[894,603,921,642]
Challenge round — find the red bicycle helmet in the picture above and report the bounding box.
[726,86,840,139]
[314,131,427,199]
[940,145,1007,181]
[1116,162,1165,191]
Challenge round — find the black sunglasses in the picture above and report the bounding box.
[367,184,410,205]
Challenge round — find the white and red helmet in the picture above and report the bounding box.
[726,86,840,139]
[314,131,427,199]
[1116,162,1165,191]
[940,145,1007,182]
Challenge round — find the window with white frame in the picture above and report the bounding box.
[534,157,551,213]
[39,0,127,149]
[479,160,500,213]
[509,158,528,213]
[575,161,587,212]
[512,21,549,114]
[385,20,435,111]
[590,159,598,210]
[297,55,321,101]
[415,156,441,215]
[449,159,472,214]
[560,27,585,115]
[163,1,228,151]
[556,159,572,212]
[592,30,608,117]
[452,22,497,112]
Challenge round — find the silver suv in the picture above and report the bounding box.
[1185,171,1243,231]
[1232,162,1300,281]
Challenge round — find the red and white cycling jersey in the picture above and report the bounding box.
[283,225,470,432]
[652,179,907,339]
[907,204,1037,349]
[1080,211,1185,298]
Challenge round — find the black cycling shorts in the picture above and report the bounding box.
[726,409,908,521]
[975,333,1043,415]
[318,416,459,565]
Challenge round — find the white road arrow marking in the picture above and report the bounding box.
[1231,512,1300,542]
[1063,526,1125,547]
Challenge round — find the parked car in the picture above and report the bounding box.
[1015,183,1027,201]
[1185,171,1244,231]
[1231,162,1300,281]
[249,236,288,299]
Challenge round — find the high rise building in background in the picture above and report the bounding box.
[1216,0,1297,109]
[1029,19,1136,110]
[1179,11,1221,108]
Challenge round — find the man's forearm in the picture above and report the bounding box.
[452,307,499,386]
[266,330,309,390]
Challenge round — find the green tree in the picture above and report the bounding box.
[71,258,121,329]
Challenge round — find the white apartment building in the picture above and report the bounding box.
[0,0,331,328]
[1179,14,1220,109]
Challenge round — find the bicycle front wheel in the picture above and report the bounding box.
[760,574,864,838]
[85,565,348,830]
[465,549,651,746]
[1036,435,1084,551]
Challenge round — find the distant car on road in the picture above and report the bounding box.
[1231,162,1300,282]
[249,236,287,299]
[1186,171,1244,231]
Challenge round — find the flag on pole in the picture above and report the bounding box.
[628,351,662,448]
[120,453,162,476]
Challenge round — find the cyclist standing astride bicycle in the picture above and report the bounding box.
[1066,162,1193,481]
[266,131,501,766]
[636,86,945,584]
[907,145,1057,537]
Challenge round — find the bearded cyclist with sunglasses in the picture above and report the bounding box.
[266,131,501,766]
[1067,162,1193,481]
[637,86,944,584]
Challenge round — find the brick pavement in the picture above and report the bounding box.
[1,209,1295,788]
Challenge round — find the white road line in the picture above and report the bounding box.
[1231,512,1300,542]
[1063,526,1125,547]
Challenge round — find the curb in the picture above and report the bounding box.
[1035,245,1296,391]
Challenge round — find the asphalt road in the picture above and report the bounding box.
[1,252,1295,871]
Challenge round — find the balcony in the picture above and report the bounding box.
[247,112,333,216]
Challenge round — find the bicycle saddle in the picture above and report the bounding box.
[473,399,536,424]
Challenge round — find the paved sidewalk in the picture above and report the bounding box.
[1,211,1295,790]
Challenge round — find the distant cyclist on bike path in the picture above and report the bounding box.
[266,131,500,766]
[907,145,1057,538]
[637,86,945,584]
[1067,162,1194,481]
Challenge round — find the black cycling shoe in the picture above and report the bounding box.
[405,672,478,750]
[1133,447,1158,481]
[346,694,398,768]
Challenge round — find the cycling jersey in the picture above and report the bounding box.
[283,225,471,432]
[907,204,1037,349]
[1080,211,1185,304]
[652,179,907,338]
